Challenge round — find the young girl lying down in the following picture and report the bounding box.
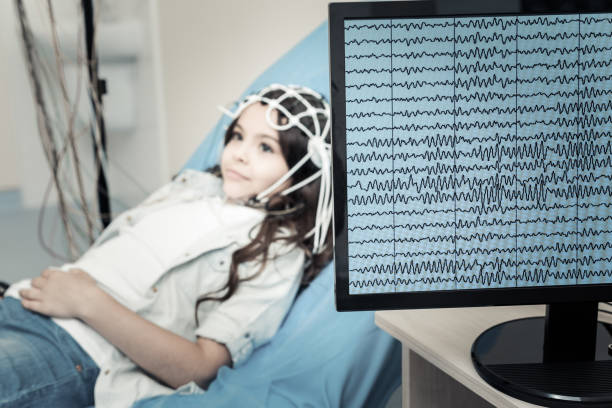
[0,84,333,408]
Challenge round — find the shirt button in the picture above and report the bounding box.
[244,332,250,339]
[181,177,187,183]
[75,364,82,372]
[152,287,158,293]
[104,369,110,375]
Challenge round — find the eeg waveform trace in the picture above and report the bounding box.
[345,14,612,294]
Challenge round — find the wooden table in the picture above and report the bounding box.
[376,305,612,408]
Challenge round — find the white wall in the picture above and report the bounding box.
[156,0,341,177]
[0,0,167,209]
[0,0,29,191]
[0,41,18,191]
[0,0,345,206]
[0,0,51,201]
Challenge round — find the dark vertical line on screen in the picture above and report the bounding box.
[390,19,396,291]
[576,14,580,283]
[453,18,457,287]
[510,20,522,286]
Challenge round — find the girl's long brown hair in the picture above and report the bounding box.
[194,89,333,323]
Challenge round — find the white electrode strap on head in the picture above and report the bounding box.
[255,151,314,201]
[219,84,332,255]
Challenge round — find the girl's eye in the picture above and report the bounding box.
[260,143,273,153]
[231,132,242,141]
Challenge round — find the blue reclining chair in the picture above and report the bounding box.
[133,22,401,408]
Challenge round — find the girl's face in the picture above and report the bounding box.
[221,103,292,202]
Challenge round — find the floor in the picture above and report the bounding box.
[0,190,60,283]
[386,386,402,408]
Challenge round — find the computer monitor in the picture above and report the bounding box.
[329,1,612,406]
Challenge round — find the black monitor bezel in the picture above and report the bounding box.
[330,1,612,311]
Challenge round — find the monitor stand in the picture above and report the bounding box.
[472,302,612,407]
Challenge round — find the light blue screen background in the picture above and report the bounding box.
[345,15,612,295]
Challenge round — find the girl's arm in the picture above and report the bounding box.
[19,268,231,390]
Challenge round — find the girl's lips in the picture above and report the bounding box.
[226,169,249,180]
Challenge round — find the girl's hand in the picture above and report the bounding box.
[19,268,99,319]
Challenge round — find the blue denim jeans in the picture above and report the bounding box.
[0,297,99,407]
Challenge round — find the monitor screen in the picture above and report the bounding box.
[330,1,612,311]
[329,3,612,405]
